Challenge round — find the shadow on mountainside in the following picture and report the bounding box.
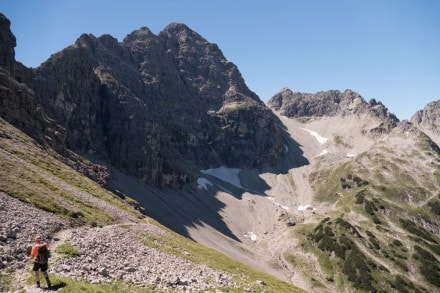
[108,124,308,242]
[109,168,242,241]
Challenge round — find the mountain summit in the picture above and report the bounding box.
[18,22,285,186]
[411,100,440,146]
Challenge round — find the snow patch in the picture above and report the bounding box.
[200,166,242,188]
[197,178,213,190]
[298,204,316,212]
[302,128,329,144]
[265,197,289,211]
[316,149,328,157]
[244,232,257,241]
[276,203,289,211]
[284,144,289,153]
[347,153,357,158]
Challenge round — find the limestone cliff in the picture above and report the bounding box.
[19,23,284,186]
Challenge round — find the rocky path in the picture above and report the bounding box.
[0,190,238,292]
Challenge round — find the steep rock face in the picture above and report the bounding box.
[0,13,109,186]
[268,88,399,131]
[24,24,284,186]
[0,13,16,73]
[0,13,61,145]
[411,100,440,145]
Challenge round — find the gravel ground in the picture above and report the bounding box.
[52,225,236,291]
[0,192,66,271]
[0,191,236,292]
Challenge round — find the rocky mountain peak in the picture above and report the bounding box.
[268,87,398,127]
[410,100,440,145]
[14,22,284,186]
[0,13,16,72]
[411,100,440,125]
[123,27,155,44]
[162,22,202,39]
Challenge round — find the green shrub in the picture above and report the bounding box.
[427,242,440,256]
[355,193,365,204]
[371,216,381,225]
[428,200,440,215]
[379,264,390,272]
[336,218,362,237]
[414,245,440,287]
[369,236,380,250]
[68,211,84,218]
[364,200,377,215]
[342,249,376,292]
[392,239,403,247]
[399,219,436,243]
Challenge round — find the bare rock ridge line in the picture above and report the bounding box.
[268,87,399,126]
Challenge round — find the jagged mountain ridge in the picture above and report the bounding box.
[12,20,285,186]
[268,87,399,127]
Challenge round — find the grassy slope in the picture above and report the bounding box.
[0,118,139,225]
[290,131,440,292]
[0,118,302,292]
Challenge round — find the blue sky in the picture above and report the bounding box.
[1,0,439,120]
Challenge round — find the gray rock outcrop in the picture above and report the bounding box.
[0,13,16,73]
[411,100,440,145]
[268,88,399,129]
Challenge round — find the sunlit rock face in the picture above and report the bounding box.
[411,100,440,146]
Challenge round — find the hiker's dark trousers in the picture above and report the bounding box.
[32,262,48,272]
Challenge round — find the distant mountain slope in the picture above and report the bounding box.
[262,89,440,292]
[17,23,285,186]
[411,100,440,146]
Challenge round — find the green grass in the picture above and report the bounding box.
[27,274,158,293]
[0,269,13,292]
[57,242,80,257]
[220,101,259,113]
[310,162,353,202]
[0,119,141,226]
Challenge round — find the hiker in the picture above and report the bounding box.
[28,235,52,289]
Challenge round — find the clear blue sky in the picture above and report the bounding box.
[1,0,439,120]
